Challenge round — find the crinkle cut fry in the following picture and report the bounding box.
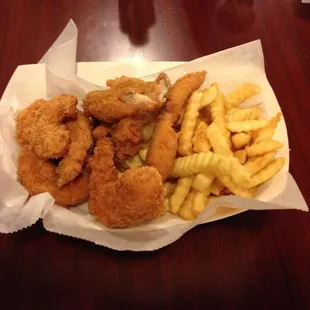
[171,152,251,188]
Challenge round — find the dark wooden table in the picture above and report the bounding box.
[1,0,310,309]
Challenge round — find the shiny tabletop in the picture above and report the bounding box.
[1,1,310,309]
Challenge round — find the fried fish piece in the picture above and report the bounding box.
[83,73,170,123]
[146,114,178,181]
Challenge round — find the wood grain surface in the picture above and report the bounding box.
[1,0,310,309]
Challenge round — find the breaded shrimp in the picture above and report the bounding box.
[88,127,165,228]
[56,111,93,187]
[15,99,46,144]
[26,95,78,159]
[17,145,89,207]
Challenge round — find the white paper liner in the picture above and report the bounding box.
[0,20,308,251]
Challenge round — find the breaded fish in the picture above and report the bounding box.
[83,73,170,123]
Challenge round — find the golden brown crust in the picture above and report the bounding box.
[17,145,89,207]
[146,114,178,181]
[166,71,206,124]
[88,134,165,228]
[56,112,93,187]
[83,73,170,123]
[111,117,143,164]
[16,95,78,159]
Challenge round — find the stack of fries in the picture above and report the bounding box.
[164,82,285,220]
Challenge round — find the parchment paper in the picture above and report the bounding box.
[0,20,307,251]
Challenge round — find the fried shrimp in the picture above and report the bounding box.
[17,145,89,207]
[17,95,78,159]
[83,73,170,123]
[56,111,93,187]
[88,127,165,228]
[15,99,46,144]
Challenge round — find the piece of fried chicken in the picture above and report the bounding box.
[17,145,89,207]
[56,111,93,187]
[83,73,170,123]
[88,126,165,228]
[146,71,206,181]
[16,95,78,159]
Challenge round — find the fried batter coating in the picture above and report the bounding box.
[56,111,93,187]
[146,72,206,181]
[166,71,206,124]
[16,99,46,144]
[88,128,165,228]
[16,95,78,159]
[83,73,170,123]
[17,145,89,207]
[146,114,178,181]
[111,117,143,163]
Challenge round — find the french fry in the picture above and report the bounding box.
[252,113,281,143]
[170,176,194,214]
[171,152,251,188]
[192,121,211,153]
[231,133,251,150]
[178,191,195,221]
[178,91,204,156]
[142,123,155,142]
[192,191,208,217]
[227,120,269,133]
[164,198,170,212]
[210,179,224,195]
[244,151,276,176]
[250,158,285,187]
[225,83,261,109]
[163,181,176,198]
[125,155,143,169]
[139,148,148,162]
[209,88,226,132]
[200,84,218,108]
[199,106,212,125]
[207,122,233,156]
[246,140,283,158]
[192,172,215,194]
[226,106,262,122]
[234,150,247,164]
[216,174,254,198]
